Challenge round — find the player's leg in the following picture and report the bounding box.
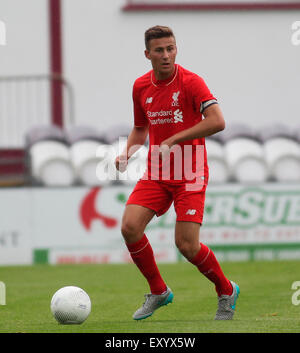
[122,180,174,320]
[173,183,232,295]
[175,221,232,296]
[173,185,239,319]
[175,221,239,320]
[121,204,167,295]
[122,203,173,321]
[121,204,154,244]
[174,221,201,260]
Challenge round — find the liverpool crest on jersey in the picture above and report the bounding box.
[172,91,180,106]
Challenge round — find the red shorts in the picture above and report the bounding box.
[126,179,207,224]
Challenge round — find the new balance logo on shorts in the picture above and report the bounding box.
[186,209,196,215]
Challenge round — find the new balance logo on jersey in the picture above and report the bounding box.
[174,109,183,123]
[186,209,196,215]
[172,91,180,106]
[146,97,153,104]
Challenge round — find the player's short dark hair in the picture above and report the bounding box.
[144,25,175,50]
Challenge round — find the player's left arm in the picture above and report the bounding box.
[160,103,225,149]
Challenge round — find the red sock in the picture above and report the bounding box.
[190,243,232,296]
[126,234,167,295]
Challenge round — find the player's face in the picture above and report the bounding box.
[145,36,177,80]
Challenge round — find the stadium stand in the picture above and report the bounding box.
[259,123,300,182]
[205,134,230,183]
[26,125,75,186]
[220,123,269,183]
[0,148,28,187]
[105,123,132,145]
[67,125,113,186]
[0,74,74,187]
[2,119,300,187]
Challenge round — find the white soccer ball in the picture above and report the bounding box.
[50,286,91,324]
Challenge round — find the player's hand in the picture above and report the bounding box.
[159,144,171,160]
[115,155,128,173]
[159,137,176,159]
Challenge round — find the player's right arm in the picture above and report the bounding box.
[115,125,149,172]
[115,80,149,172]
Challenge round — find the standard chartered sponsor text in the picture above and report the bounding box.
[147,110,172,118]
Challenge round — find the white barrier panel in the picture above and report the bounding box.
[0,189,32,265]
[1,184,300,265]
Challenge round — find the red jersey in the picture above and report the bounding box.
[132,64,217,185]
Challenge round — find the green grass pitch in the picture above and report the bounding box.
[0,260,299,333]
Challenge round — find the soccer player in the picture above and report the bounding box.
[115,25,239,320]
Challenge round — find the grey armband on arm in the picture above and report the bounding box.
[200,99,218,114]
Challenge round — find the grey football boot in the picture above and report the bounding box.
[133,287,174,320]
[215,281,240,320]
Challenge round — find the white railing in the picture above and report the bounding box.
[0,75,74,148]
